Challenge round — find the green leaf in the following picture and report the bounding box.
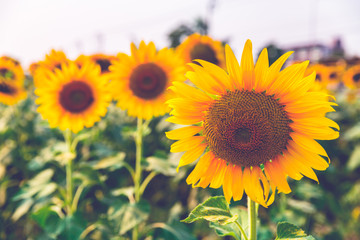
[58,213,87,240]
[347,144,360,171]
[93,152,126,171]
[275,222,315,240]
[28,169,54,186]
[210,207,248,240]
[210,222,241,240]
[32,205,63,236]
[145,156,177,176]
[13,169,55,201]
[36,182,58,199]
[145,223,196,240]
[109,199,150,235]
[11,198,34,221]
[111,187,134,200]
[182,196,238,225]
[343,123,360,141]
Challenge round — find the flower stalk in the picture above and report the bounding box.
[64,129,74,215]
[133,117,144,240]
[248,196,258,240]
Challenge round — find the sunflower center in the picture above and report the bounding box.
[129,63,167,100]
[234,127,252,143]
[329,72,337,79]
[59,81,94,113]
[203,90,292,167]
[190,43,219,65]
[0,68,14,79]
[0,82,16,94]
[95,59,111,73]
[315,74,321,81]
[353,73,360,82]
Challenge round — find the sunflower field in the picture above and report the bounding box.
[1,13,360,240]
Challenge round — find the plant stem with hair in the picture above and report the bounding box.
[248,196,258,240]
[132,117,144,240]
[64,129,74,215]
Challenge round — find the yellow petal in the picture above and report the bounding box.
[166,126,203,140]
[231,165,244,201]
[167,115,203,125]
[284,152,319,182]
[177,144,207,170]
[264,161,291,194]
[223,164,234,203]
[240,40,254,90]
[254,48,269,91]
[209,160,227,188]
[269,61,308,98]
[290,123,339,140]
[196,157,219,188]
[225,44,242,90]
[196,59,234,91]
[186,151,214,185]
[190,63,226,95]
[287,141,329,170]
[277,155,303,180]
[264,51,293,89]
[186,67,220,96]
[170,136,205,153]
[290,133,328,157]
[169,81,214,103]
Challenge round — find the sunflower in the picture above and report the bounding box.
[0,81,27,105]
[1,56,20,66]
[0,57,25,85]
[35,61,112,133]
[166,40,339,207]
[32,49,70,86]
[326,63,346,90]
[176,33,225,69]
[343,64,360,89]
[109,41,186,120]
[306,64,329,86]
[76,54,117,75]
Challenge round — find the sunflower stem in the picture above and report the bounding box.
[64,129,74,216]
[134,117,143,202]
[133,117,144,240]
[248,196,257,240]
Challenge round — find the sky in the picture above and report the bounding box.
[1,0,359,68]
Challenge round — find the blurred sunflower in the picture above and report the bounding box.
[35,61,112,133]
[1,56,20,66]
[0,81,27,105]
[0,57,25,85]
[167,40,339,207]
[306,64,329,86]
[176,33,225,69]
[76,54,117,75]
[109,41,186,120]
[326,64,346,90]
[343,64,360,89]
[32,49,70,86]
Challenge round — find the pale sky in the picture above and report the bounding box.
[1,0,359,68]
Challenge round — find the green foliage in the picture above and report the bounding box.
[209,207,248,240]
[275,222,315,240]
[182,196,238,225]
[109,199,150,235]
